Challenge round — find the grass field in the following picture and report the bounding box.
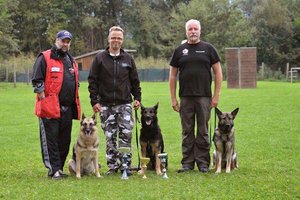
[0,81,299,200]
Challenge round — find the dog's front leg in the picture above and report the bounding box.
[94,151,101,178]
[75,153,82,179]
[226,142,233,173]
[215,142,223,173]
[212,150,216,169]
[155,154,162,175]
[216,150,222,173]
[139,142,148,174]
[151,143,162,175]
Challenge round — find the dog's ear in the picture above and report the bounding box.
[215,107,222,118]
[81,113,86,125]
[92,113,97,124]
[82,112,86,120]
[154,102,159,110]
[231,108,239,119]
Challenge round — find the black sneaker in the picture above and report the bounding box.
[106,169,118,175]
[177,167,192,173]
[199,166,209,173]
[52,171,63,180]
[58,170,68,178]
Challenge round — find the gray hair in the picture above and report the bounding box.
[185,19,201,31]
[109,26,124,33]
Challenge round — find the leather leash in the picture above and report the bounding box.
[209,107,217,148]
[134,109,141,170]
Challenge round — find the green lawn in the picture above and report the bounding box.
[0,81,299,199]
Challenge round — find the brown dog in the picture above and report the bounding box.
[213,107,239,173]
[68,113,101,178]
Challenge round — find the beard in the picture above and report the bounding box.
[58,45,70,53]
[55,42,70,53]
[188,35,200,44]
[110,43,121,50]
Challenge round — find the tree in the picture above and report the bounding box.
[167,0,254,60]
[252,0,294,70]
[0,0,19,59]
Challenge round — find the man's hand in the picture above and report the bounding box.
[211,95,219,108]
[38,92,45,100]
[133,100,140,110]
[93,103,102,113]
[171,98,180,112]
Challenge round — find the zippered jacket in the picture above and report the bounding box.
[88,48,141,106]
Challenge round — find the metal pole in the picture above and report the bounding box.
[13,63,16,88]
[238,48,241,88]
[27,65,30,85]
[286,62,289,80]
[261,62,264,80]
[6,64,8,82]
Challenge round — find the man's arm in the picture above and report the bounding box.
[31,54,46,99]
[211,61,222,107]
[169,66,179,112]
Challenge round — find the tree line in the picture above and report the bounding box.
[0,0,299,71]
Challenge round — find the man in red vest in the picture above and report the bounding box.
[32,30,81,180]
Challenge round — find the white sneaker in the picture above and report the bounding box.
[52,171,63,180]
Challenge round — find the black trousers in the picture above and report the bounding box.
[179,97,211,170]
[39,106,73,176]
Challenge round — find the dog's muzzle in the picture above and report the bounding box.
[221,124,233,132]
[85,128,92,135]
[145,117,152,125]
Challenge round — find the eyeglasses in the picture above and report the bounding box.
[110,37,123,41]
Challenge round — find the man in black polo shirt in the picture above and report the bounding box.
[169,19,222,173]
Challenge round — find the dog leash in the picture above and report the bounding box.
[134,109,141,170]
[209,107,217,147]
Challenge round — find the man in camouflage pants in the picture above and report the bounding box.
[88,26,141,175]
[100,104,134,171]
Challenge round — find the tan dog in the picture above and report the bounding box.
[213,107,239,174]
[68,113,101,178]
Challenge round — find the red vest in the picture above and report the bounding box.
[34,49,81,119]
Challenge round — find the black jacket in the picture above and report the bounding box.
[88,48,141,106]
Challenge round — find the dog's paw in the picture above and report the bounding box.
[76,174,81,179]
[226,168,231,173]
[156,170,162,176]
[96,173,102,178]
[215,170,221,174]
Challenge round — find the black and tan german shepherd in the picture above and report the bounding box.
[213,107,239,174]
[139,102,165,175]
[68,113,101,178]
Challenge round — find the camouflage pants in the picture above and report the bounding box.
[100,103,134,170]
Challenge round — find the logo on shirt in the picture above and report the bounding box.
[182,48,189,55]
[69,68,74,74]
[196,50,205,53]
[51,67,60,72]
[121,62,130,68]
